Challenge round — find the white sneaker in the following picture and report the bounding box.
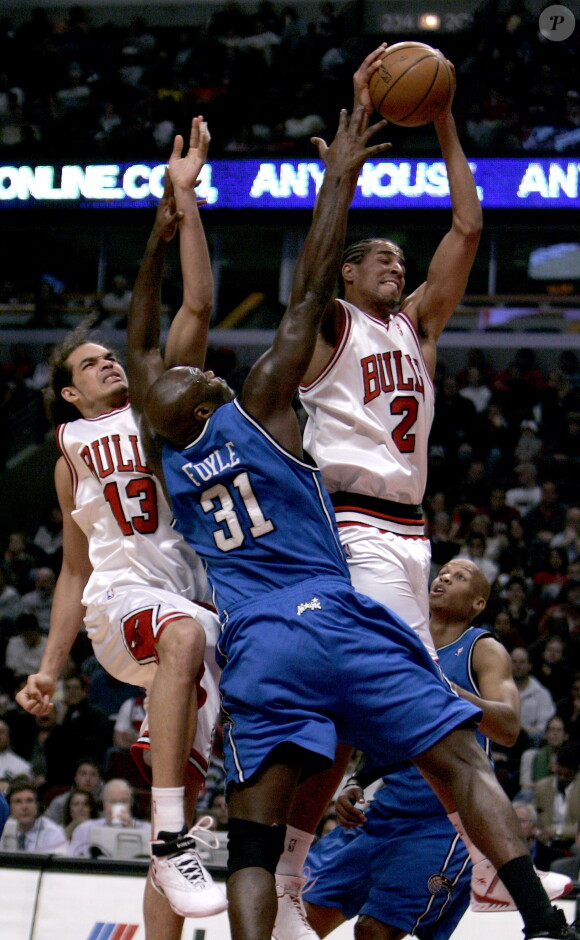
[471,867,573,912]
[150,817,227,918]
[273,873,319,940]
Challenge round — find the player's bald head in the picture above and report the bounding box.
[146,366,234,448]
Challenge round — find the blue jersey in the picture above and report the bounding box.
[162,399,350,617]
[372,626,492,818]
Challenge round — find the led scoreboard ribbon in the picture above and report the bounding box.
[0,158,579,209]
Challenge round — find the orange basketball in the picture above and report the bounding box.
[369,42,453,127]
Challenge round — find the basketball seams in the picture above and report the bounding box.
[399,57,441,124]
[369,43,452,127]
[374,53,437,117]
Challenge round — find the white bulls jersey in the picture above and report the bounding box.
[300,300,434,509]
[57,402,210,609]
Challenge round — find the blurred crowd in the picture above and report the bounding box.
[0,1,579,161]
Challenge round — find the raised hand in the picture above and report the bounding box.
[151,169,183,244]
[168,115,211,193]
[311,106,391,176]
[353,43,388,119]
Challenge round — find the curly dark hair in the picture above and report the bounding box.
[43,316,118,426]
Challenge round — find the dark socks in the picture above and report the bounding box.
[497,856,560,935]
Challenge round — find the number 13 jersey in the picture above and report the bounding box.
[299,301,434,507]
[57,402,208,608]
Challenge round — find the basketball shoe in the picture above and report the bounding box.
[471,864,573,912]
[273,873,318,940]
[525,907,580,939]
[150,816,227,918]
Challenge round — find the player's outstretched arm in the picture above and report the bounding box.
[126,169,183,413]
[164,116,214,370]
[15,459,92,716]
[241,107,391,451]
[450,636,520,747]
[403,62,482,372]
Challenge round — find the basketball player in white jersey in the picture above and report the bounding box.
[272,46,563,939]
[16,120,226,939]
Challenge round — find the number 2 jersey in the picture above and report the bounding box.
[161,398,350,619]
[57,402,210,609]
[299,300,434,512]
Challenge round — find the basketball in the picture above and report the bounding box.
[369,42,453,127]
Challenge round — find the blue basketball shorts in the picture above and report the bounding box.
[217,577,480,788]
[306,808,471,939]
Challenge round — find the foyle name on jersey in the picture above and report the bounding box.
[361,351,426,404]
[181,441,240,488]
[80,434,151,479]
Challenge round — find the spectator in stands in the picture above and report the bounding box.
[546,412,580,502]
[513,801,541,861]
[539,582,580,639]
[43,675,112,786]
[429,511,461,579]
[44,757,104,825]
[5,612,46,677]
[556,674,580,747]
[3,533,35,596]
[534,745,580,869]
[454,532,499,586]
[486,485,521,537]
[519,715,570,803]
[515,419,544,466]
[511,646,557,746]
[0,565,23,631]
[498,519,532,579]
[0,718,30,780]
[80,654,142,720]
[207,790,229,832]
[100,273,132,328]
[551,507,580,564]
[430,375,477,463]
[0,777,67,853]
[25,344,55,394]
[32,505,63,571]
[27,710,58,789]
[68,777,149,857]
[112,693,145,750]
[21,567,56,634]
[506,463,542,517]
[490,608,527,652]
[499,577,537,644]
[531,635,573,702]
[475,403,513,474]
[458,364,492,413]
[533,548,570,604]
[62,788,99,840]
[524,482,568,543]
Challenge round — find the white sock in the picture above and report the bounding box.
[276,825,314,877]
[152,786,185,838]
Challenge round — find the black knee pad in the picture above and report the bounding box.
[227,817,286,879]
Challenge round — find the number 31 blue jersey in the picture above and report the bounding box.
[161,399,350,618]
